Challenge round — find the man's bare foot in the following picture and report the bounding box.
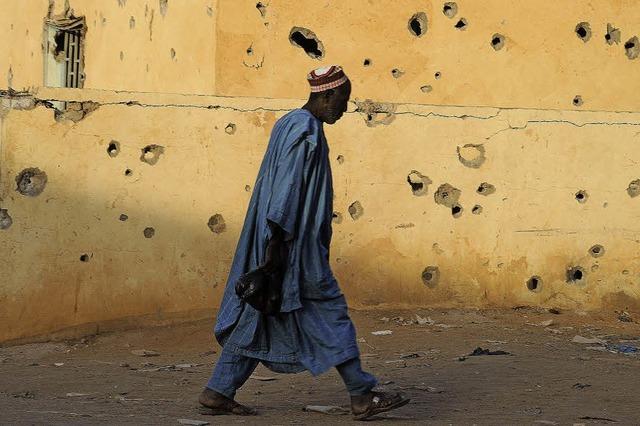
[350,391,410,420]
[198,388,257,416]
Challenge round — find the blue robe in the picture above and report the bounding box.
[214,109,360,375]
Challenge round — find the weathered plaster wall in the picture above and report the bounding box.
[216,0,640,111]
[0,0,216,94]
[2,0,640,343]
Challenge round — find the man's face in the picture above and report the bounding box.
[324,81,351,124]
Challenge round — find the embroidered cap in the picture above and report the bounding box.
[307,65,349,93]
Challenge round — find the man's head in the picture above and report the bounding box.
[305,66,351,124]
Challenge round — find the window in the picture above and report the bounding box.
[44,16,86,89]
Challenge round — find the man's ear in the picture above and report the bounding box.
[323,88,335,99]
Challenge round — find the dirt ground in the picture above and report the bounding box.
[1,307,639,425]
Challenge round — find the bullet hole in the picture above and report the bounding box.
[355,99,396,127]
[454,18,467,30]
[434,183,461,208]
[627,179,640,197]
[207,214,226,233]
[207,6,213,17]
[421,266,440,288]
[256,2,267,18]
[129,16,135,29]
[289,27,324,59]
[624,37,640,60]
[420,85,433,93]
[246,45,253,56]
[491,33,505,51]
[477,182,496,196]
[472,205,483,215]
[605,24,621,45]
[140,144,165,165]
[589,244,605,258]
[0,209,13,230]
[120,51,125,61]
[118,0,127,7]
[225,123,236,134]
[348,201,364,220]
[170,48,176,60]
[575,22,591,42]
[143,227,155,238]
[124,168,133,177]
[575,190,588,204]
[15,168,48,197]
[80,254,90,262]
[443,2,457,18]
[407,171,432,196]
[572,95,583,107]
[159,0,168,17]
[363,58,371,67]
[622,269,630,275]
[457,143,486,168]
[527,276,543,292]
[391,68,404,78]
[245,185,252,192]
[332,211,343,224]
[451,203,463,218]
[336,155,344,164]
[408,12,428,37]
[566,266,585,283]
[119,214,128,222]
[107,140,120,158]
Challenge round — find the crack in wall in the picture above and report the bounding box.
[485,119,640,141]
[3,92,640,130]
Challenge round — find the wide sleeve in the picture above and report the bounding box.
[266,135,316,241]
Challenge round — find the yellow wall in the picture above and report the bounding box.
[0,0,216,94]
[216,0,640,111]
[2,0,640,343]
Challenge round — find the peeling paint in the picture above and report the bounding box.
[434,183,461,208]
[354,99,396,127]
[589,244,605,258]
[207,214,226,233]
[443,2,458,18]
[605,23,621,45]
[407,171,432,196]
[348,201,364,220]
[421,266,440,288]
[159,0,168,17]
[140,144,164,165]
[627,179,640,197]
[0,209,13,230]
[15,168,48,197]
[457,144,486,168]
[477,182,496,196]
[54,101,99,122]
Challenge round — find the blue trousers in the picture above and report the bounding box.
[207,349,377,399]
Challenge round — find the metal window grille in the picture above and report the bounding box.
[62,30,83,88]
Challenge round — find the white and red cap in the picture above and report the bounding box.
[306,65,349,92]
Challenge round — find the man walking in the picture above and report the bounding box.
[199,66,409,420]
